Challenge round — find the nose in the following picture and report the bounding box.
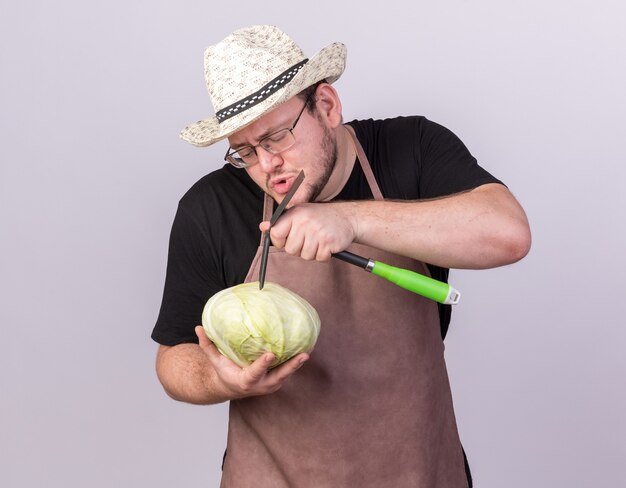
[255,146,283,173]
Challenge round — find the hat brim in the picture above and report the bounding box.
[180,42,347,147]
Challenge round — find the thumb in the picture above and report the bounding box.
[196,326,221,359]
[195,325,209,345]
[259,221,270,232]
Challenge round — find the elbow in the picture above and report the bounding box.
[155,345,184,402]
[154,343,222,405]
[155,366,177,402]
[161,385,186,403]
[155,366,180,401]
[506,230,532,264]
[468,185,532,268]
[497,220,532,265]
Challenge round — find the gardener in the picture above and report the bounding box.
[152,25,531,487]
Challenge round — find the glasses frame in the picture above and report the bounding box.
[224,95,311,169]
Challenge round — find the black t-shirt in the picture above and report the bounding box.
[152,116,502,345]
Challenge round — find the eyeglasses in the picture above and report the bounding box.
[224,96,310,169]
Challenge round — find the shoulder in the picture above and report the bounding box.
[350,114,461,138]
[179,164,260,208]
[177,164,264,227]
[342,116,496,199]
[347,116,428,141]
[346,116,458,157]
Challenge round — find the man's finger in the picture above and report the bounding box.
[195,325,212,350]
[243,353,276,381]
[267,353,309,383]
[236,353,277,391]
[195,326,224,361]
[269,218,293,250]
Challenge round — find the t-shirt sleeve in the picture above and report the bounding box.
[347,117,504,202]
[151,203,223,346]
[415,118,503,199]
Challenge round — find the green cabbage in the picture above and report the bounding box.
[201,282,321,368]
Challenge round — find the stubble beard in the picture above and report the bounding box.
[306,123,338,202]
[263,114,339,204]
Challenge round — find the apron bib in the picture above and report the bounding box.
[220,126,468,487]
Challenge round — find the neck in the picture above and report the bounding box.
[316,124,356,202]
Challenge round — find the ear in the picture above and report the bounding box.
[314,83,343,129]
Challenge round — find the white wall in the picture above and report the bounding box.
[1,1,624,486]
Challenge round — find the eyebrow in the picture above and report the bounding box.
[230,109,298,149]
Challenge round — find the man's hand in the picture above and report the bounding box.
[194,326,310,399]
[260,202,357,261]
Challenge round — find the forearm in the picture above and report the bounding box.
[155,343,232,405]
[343,183,531,269]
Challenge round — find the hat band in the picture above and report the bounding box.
[216,59,309,123]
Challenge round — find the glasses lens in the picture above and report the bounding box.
[237,147,256,161]
[226,155,247,168]
[226,147,257,168]
[260,129,295,154]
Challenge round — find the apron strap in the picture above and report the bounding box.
[344,124,384,201]
[263,194,274,221]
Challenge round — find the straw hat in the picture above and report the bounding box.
[180,25,347,147]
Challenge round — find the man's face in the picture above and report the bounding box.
[227,95,338,206]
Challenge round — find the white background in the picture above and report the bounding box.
[1,1,625,486]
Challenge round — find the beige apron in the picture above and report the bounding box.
[220,127,468,487]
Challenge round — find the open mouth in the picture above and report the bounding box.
[271,175,294,195]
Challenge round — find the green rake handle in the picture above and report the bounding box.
[333,251,461,305]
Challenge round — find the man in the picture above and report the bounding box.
[152,25,531,487]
